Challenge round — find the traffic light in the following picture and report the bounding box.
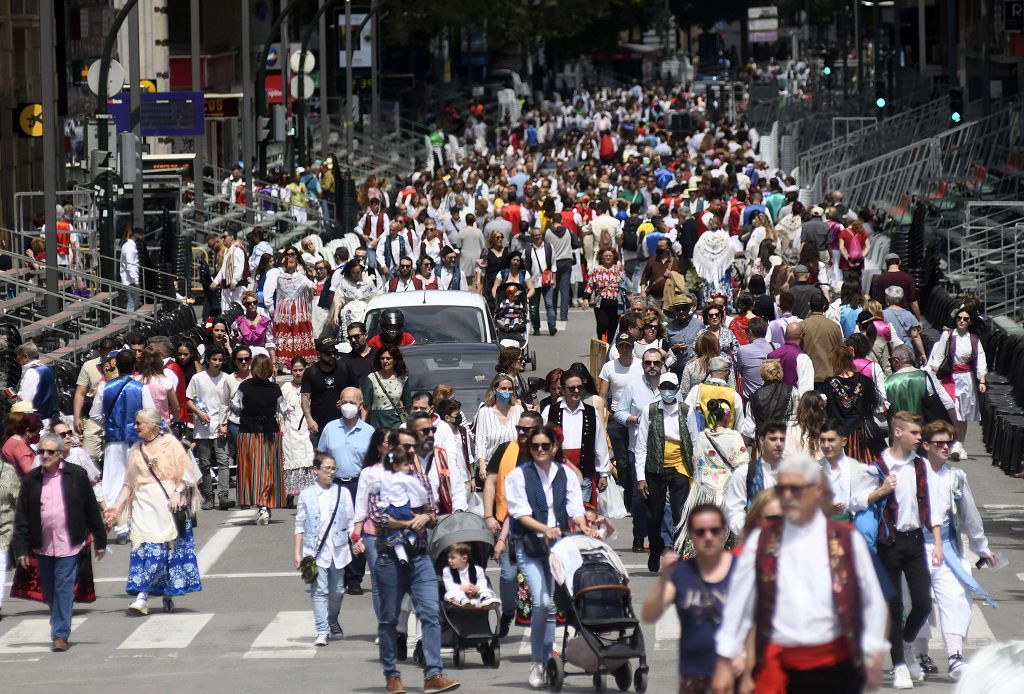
[874,81,887,114]
[256,115,272,142]
[90,149,113,184]
[949,88,964,124]
[118,132,143,184]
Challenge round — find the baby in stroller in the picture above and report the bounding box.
[376,452,429,566]
[442,543,500,608]
[495,284,528,334]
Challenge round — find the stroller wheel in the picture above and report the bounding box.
[489,640,501,669]
[593,670,607,693]
[452,645,462,669]
[546,656,565,692]
[633,667,648,693]
[614,664,631,692]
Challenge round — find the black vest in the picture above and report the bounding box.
[547,402,597,476]
[238,379,282,434]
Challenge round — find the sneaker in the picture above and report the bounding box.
[129,596,149,615]
[218,498,236,511]
[892,664,914,689]
[904,642,925,681]
[314,633,328,647]
[201,499,215,511]
[385,677,407,694]
[528,662,546,689]
[329,621,343,638]
[917,652,939,675]
[256,507,270,525]
[948,653,967,681]
[548,325,557,336]
[345,582,364,596]
[423,673,460,693]
[499,613,514,638]
[949,441,966,461]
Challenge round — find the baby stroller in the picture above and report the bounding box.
[494,282,536,370]
[547,536,648,693]
[425,512,503,669]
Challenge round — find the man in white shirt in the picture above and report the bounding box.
[210,228,246,311]
[186,346,234,510]
[852,411,941,688]
[682,356,745,450]
[386,258,417,292]
[437,246,468,291]
[523,227,556,336]
[711,455,888,693]
[410,411,466,515]
[541,371,610,506]
[12,342,59,425]
[119,225,143,312]
[221,166,244,203]
[723,420,786,537]
[816,420,868,521]
[376,220,414,276]
[598,332,642,505]
[355,196,390,247]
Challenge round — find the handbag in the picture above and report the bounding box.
[520,531,550,559]
[373,372,407,423]
[141,444,189,539]
[597,480,627,519]
[935,329,954,380]
[541,268,553,288]
[300,483,343,585]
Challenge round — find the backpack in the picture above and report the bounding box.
[621,215,641,252]
[572,557,627,623]
[846,230,864,260]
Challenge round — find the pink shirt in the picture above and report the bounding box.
[38,463,84,557]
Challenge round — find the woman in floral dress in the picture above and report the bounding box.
[280,356,315,497]
[234,291,276,367]
[583,248,628,342]
[272,246,316,372]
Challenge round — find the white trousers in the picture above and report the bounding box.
[102,441,130,535]
[0,549,8,609]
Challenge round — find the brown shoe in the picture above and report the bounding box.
[423,673,460,694]
[385,676,407,694]
[51,637,68,652]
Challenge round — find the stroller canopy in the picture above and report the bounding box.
[427,512,495,564]
[549,535,630,595]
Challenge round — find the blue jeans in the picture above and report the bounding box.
[126,285,141,313]
[37,554,78,640]
[515,544,556,663]
[625,258,642,297]
[376,550,443,680]
[363,534,381,619]
[498,544,517,617]
[554,259,574,321]
[311,562,344,634]
[580,475,593,508]
[530,284,557,331]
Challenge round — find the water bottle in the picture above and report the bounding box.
[194,398,210,416]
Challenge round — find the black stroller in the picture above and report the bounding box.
[494,282,536,370]
[425,512,503,669]
[546,536,648,692]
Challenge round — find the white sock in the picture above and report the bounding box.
[944,633,964,658]
[136,592,148,602]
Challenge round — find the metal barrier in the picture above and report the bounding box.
[948,202,1024,321]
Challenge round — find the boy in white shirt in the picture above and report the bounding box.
[441,543,498,607]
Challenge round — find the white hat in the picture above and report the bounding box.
[658,372,679,388]
[499,339,521,349]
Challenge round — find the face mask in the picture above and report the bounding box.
[660,389,677,403]
[340,403,359,420]
[496,392,513,404]
[452,413,464,426]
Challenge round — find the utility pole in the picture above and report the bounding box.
[242,0,254,224]
[191,0,205,214]
[129,1,143,229]
[370,0,379,134]
[39,0,60,316]
[281,0,292,171]
[345,0,353,160]
[318,0,329,161]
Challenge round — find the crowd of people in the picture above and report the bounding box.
[0,78,1008,694]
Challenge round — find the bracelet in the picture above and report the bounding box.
[496,538,506,544]
[484,515,495,521]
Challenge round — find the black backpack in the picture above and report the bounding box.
[621,215,642,252]
[573,557,627,623]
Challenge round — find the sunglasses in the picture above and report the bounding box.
[956,315,971,322]
[530,442,553,452]
[707,312,722,318]
[416,426,438,434]
[40,449,60,456]
[642,360,663,367]
[515,425,537,433]
[243,301,257,306]
[53,430,72,437]
[399,442,417,450]
[236,356,251,363]
[692,526,723,538]
[776,482,814,496]
[927,439,953,447]
[565,385,584,392]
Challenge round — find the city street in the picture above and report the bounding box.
[2,307,1022,693]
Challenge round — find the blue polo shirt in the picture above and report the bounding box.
[317,418,375,479]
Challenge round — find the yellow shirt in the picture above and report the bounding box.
[663,439,690,478]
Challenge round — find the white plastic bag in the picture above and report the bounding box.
[597,480,627,519]
[466,491,485,516]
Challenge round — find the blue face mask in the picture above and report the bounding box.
[660,388,677,404]
[496,392,513,404]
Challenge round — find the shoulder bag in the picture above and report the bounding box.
[299,483,342,585]
[935,329,954,380]
[141,443,190,539]
[372,372,407,423]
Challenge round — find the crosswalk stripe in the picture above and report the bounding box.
[117,613,213,650]
[197,527,243,576]
[654,608,680,650]
[518,627,533,655]
[0,617,87,654]
[243,611,317,659]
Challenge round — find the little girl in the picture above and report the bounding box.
[442,543,498,607]
[376,449,429,565]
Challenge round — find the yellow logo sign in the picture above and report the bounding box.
[18,103,43,138]
[139,79,157,93]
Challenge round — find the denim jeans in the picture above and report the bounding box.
[126,285,141,313]
[607,420,632,508]
[337,478,365,585]
[497,544,517,617]
[37,554,78,640]
[376,549,443,680]
[194,437,230,501]
[362,534,381,619]
[530,284,557,331]
[515,544,556,663]
[554,259,574,321]
[311,562,345,634]
[625,258,642,297]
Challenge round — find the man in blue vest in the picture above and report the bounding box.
[89,350,153,543]
[13,342,59,425]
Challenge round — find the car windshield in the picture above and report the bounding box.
[365,305,488,344]
[403,349,496,416]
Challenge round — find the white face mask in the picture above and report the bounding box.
[660,388,677,404]
[340,402,360,420]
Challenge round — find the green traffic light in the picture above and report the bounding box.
[951,111,962,123]
[823,67,831,75]
[876,97,886,109]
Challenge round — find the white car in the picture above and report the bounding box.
[363,290,497,345]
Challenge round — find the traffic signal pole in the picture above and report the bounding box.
[129,2,144,230]
[39,0,60,316]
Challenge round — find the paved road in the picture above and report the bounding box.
[2,306,1021,693]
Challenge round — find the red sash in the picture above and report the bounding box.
[434,448,453,514]
[755,638,851,694]
[561,448,597,509]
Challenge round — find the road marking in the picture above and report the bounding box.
[0,617,87,654]
[654,608,680,650]
[197,527,243,576]
[518,627,533,655]
[117,613,213,650]
[243,611,317,659]
[928,604,997,652]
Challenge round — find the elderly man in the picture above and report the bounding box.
[664,295,705,366]
[767,322,815,396]
[886,344,956,426]
[883,286,926,362]
[11,342,59,424]
[209,228,246,311]
[12,433,107,652]
[711,455,887,694]
[317,386,375,596]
